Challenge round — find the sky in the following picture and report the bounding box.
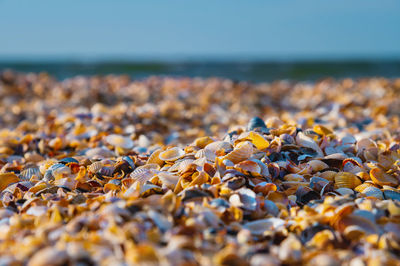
[0,0,399,61]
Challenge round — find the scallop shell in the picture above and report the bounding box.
[159,147,185,162]
[334,172,362,189]
[354,182,378,193]
[20,166,42,181]
[193,136,214,148]
[223,141,253,164]
[370,167,399,187]
[360,186,383,199]
[157,172,180,189]
[88,161,104,173]
[147,149,164,166]
[105,134,134,149]
[307,160,329,173]
[130,167,155,185]
[356,138,377,151]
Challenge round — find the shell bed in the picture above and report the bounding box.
[0,72,400,265]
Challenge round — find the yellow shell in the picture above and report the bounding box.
[223,141,253,164]
[334,172,362,189]
[234,160,261,176]
[0,173,19,192]
[159,147,185,162]
[354,182,378,193]
[147,149,164,166]
[193,136,214,148]
[319,170,337,182]
[370,167,399,187]
[235,131,269,150]
[313,125,333,136]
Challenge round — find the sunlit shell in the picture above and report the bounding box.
[204,141,232,154]
[313,125,333,136]
[235,131,269,150]
[147,148,165,166]
[140,182,162,197]
[354,182,378,193]
[296,132,323,157]
[318,170,337,182]
[105,134,134,149]
[334,172,362,189]
[229,188,257,211]
[193,136,214,148]
[370,167,399,187]
[335,214,379,235]
[234,160,261,176]
[159,147,185,162]
[177,159,196,173]
[388,201,400,216]
[223,141,253,164]
[54,177,76,191]
[335,187,354,196]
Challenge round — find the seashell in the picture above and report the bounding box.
[54,177,76,191]
[360,186,383,199]
[59,157,79,164]
[383,190,400,201]
[122,156,135,169]
[130,168,155,185]
[147,149,164,166]
[177,159,196,173]
[193,136,214,148]
[335,214,379,235]
[235,131,269,150]
[334,172,362,189]
[85,147,115,158]
[313,125,333,136]
[370,167,399,187]
[157,172,180,189]
[319,170,337,182]
[234,160,261,176]
[204,141,232,154]
[223,141,253,164]
[88,161,104,173]
[263,199,279,217]
[0,173,19,192]
[105,134,134,149]
[147,210,172,233]
[247,116,268,131]
[180,188,213,202]
[296,132,323,157]
[335,187,355,196]
[104,179,121,192]
[159,147,185,162]
[243,218,285,236]
[98,166,115,177]
[20,166,42,181]
[356,138,377,151]
[139,182,162,197]
[388,201,400,216]
[307,160,329,173]
[354,182,378,193]
[229,188,257,211]
[296,186,320,205]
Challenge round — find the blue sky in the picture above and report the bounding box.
[0,0,399,61]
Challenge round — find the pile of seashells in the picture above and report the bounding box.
[0,71,400,265]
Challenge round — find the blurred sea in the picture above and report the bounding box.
[0,60,399,82]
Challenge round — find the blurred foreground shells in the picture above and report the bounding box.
[0,72,400,264]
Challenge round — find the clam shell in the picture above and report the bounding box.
[229,188,257,211]
[234,160,261,176]
[159,147,185,162]
[334,172,362,189]
[147,149,164,166]
[354,182,378,193]
[223,141,253,164]
[193,136,214,148]
[370,167,399,187]
[204,141,232,154]
[307,160,329,173]
[105,134,134,149]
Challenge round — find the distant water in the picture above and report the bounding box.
[1,60,399,82]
